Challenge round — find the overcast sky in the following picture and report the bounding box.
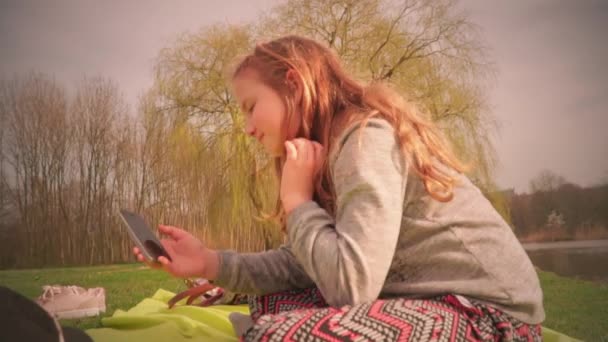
[1,0,606,192]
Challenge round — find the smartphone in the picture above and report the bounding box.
[118,209,172,263]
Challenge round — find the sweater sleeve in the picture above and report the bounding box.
[213,244,315,295]
[286,119,408,308]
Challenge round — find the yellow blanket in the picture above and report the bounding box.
[86,289,580,342]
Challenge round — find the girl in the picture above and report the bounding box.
[134,35,544,341]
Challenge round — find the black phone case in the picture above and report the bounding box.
[118,209,172,262]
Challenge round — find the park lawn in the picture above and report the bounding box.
[0,264,606,341]
[0,264,184,331]
[538,270,608,341]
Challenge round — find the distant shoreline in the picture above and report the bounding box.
[522,239,608,251]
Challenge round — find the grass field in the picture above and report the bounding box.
[1,264,606,341]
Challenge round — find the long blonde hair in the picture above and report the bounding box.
[231,35,467,228]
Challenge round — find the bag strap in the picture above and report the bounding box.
[168,283,223,309]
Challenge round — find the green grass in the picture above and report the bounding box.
[1,264,607,341]
[0,264,184,331]
[538,271,608,341]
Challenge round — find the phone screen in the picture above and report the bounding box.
[118,209,172,262]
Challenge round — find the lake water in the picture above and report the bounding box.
[523,239,608,283]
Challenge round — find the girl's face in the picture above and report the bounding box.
[232,69,300,157]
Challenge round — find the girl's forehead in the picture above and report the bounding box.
[235,67,262,84]
[233,71,262,95]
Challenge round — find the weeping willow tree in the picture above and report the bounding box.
[148,24,282,251]
[147,0,508,254]
[260,0,496,162]
[258,0,508,220]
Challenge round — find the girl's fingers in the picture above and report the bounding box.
[135,249,162,269]
[312,142,324,172]
[160,239,175,256]
[138,253,154,267]
[160,240,176,263]
[289,139,299,161]
[292,139,308,163]
[312,141,321,159]
[306,140,314,164]
[158,257,174,275]
[301,139,317,165]
[287,139,324,169]
[158,225,186,240]
[285,141,297,160]
[157,256,171,266]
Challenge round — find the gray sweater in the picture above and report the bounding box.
[215,118,545,325]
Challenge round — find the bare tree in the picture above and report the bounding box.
[69,76,130,264]
[530,169,567,193]
[1,73,70,266]
[0,79,8,223]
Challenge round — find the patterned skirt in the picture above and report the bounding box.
[242,287,542,342]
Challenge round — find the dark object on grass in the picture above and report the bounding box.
[0,286,93,342]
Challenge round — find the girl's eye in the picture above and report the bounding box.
[248,103,256,114]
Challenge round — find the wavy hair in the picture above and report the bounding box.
[231,35,468,228]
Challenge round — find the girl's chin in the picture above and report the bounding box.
[266,142,284,157]
[268,149,283,158]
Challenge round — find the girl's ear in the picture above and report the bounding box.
[285,69,303,104]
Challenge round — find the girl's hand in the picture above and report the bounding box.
[133,225,219,280]
[281,138,325,215]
